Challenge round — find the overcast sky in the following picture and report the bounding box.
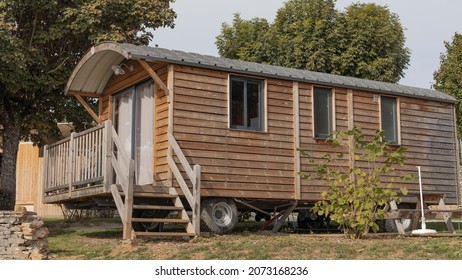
[153,0,462,89]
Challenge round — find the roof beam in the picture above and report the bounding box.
[138,59,170,97]
[67,90,101,98]
[75,95,99,123]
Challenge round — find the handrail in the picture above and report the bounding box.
[167,132,201,235]
[104,120,134,240]
[43,123,105,196]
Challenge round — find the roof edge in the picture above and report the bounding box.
[64,42,131,95]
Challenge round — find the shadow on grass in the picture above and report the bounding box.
[79,228,123,239]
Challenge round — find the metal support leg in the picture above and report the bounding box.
[271,203,297,233]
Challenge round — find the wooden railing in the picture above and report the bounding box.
[43,120,200,238]
[43,123,106,196]
[107,121,135,240]
[167,132,201,235]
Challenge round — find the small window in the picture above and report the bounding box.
[381,96,398,144]
[230,76,264,131]
[313,87,333,139]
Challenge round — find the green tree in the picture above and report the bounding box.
[433,33,462,136]
[215,13,270,62]
[268,0,337,72]
[215,0,410,82]
[331,3,410,83]
[300,128,411,239]
[0,0,176,210]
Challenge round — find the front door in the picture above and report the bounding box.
[113,80,154,186]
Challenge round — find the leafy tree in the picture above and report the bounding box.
[433,33,462,136]
[299,128,411,239]
[331,3,410,83]
[215,13,270,62]
[215,0,410,82]
[267,0,337,72]
[0,0,176,210]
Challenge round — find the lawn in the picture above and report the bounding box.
[44,218,462,260]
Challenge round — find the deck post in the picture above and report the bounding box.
[123,159,135,240]
[193,164,201,235]
[103,120,113,193]
[68,132,76,198]
[42,145,49,202]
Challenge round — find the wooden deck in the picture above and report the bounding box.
[42,120,201,239]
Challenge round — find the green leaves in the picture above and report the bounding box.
[433,32,462,137]
[300,128,413,239]
[0,0,176,142]
[215,0,410,83]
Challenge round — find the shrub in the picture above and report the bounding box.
[299,127,413,239]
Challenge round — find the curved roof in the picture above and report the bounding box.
[65,43,131,95]
[65,42,456,103]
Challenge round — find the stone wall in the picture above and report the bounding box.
[0,207,48,260]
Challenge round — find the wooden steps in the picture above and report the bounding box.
[133,205,183,211]
[134,231,196,237]
[121,192,178,199]
[127,185,196,239]
[132,218,190,224]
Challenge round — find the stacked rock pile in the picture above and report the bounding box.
[0,207,48,260]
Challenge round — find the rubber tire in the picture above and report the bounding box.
[384,203,413,232]
[297,210,322,230]
[132,209,170,232]
[201,198,238,234]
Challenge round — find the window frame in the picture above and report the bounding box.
[379,95,400,145]
[312,86,335,139]
[228,75,266,132]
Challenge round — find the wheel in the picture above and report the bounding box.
[201,198,238,234]
[132,209,170,232]
[384,203,413,232]
[297,209,322,230]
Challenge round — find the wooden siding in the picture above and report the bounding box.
[299,84,350,200]
[398,97,458,203]
[172,65,295,199]
[16,142,63,217]
[97,59,459,205]
[99,61,170,186]
[298,86,459,204]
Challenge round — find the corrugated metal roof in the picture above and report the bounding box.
[119,43,456,103]
[66,42,456,104]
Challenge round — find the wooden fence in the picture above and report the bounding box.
[43,123,106,197]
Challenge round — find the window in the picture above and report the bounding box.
[381,96,398,144]
[229,76,264,131]
[313,87,333,139]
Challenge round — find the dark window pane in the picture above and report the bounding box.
[314,87,332,138]
[381,96,397,143]
[247,82,261,130]
[231,80,245,127]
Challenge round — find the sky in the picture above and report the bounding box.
[153,0,462,89]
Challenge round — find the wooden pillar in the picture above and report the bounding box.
[293,81,301,200]
[68,132,76,198]
[102,120,113,193]
[193,164,201,235]
[167,64,175,186]
[453,104,461,205]
[347,89,355,180]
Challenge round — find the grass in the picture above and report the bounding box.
[44,218,462,260]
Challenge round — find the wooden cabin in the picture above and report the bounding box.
[42,42,460,239]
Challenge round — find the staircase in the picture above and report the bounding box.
[129,186,196,238]
[104,121,201,240]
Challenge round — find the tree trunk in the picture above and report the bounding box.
[0,110,21,210]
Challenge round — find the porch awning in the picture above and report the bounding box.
[64,42,132,96]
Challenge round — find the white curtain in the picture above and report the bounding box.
[135,82,154,185]
[116,90,133,167]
